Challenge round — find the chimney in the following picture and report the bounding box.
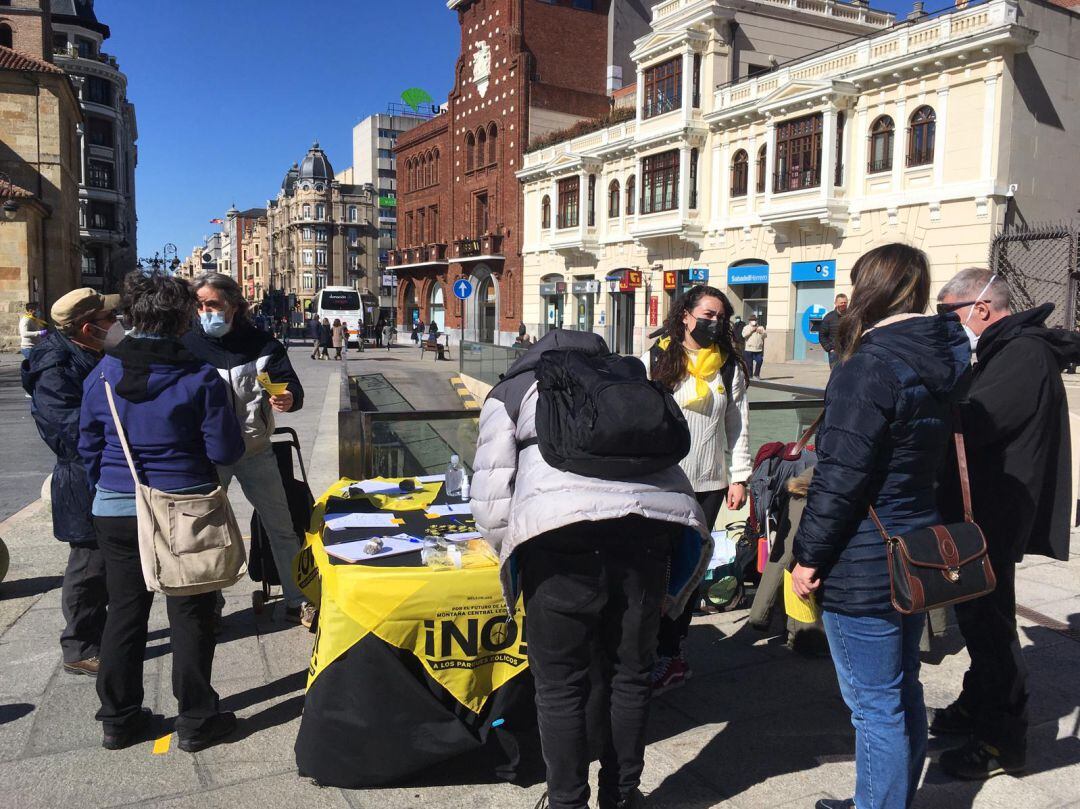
[908,1,928,20]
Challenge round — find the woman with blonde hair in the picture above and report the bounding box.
[790,243,970,809]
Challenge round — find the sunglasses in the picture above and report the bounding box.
[936,300,988,315]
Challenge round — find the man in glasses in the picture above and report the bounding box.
[22,289,124,677]
[933,269,1080,779]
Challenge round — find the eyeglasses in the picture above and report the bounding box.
[93,311,118,324]
[936,300,988,315]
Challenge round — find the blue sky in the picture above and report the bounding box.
[99,0,918,260]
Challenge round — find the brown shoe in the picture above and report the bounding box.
[64,656,100,677]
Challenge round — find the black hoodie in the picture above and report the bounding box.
[944,304,1080,561]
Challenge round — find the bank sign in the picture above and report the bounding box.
[728,264,769,286]
[791,259,836,283]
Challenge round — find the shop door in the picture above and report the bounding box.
[478,278,496,343]
[611,292,635,354]
[793,281,834,361]
[575,294,594,332]
[543,295,564,335]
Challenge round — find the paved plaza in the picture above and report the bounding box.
[1,345,1079,809]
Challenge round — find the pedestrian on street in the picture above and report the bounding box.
[19,301,47,360]
[318,317,332,360]
[428,320,439,339]
[790,244,971,809]
[412,319,423,345]
[183,272,316,628]
[818,293,848,368]
[279,317,291,349]
[383,320,395,351]
[374,316,385,348]
[933,269,1080,779]
[472,329,712,809]
[643,285,752,692]
[22,288,123,677]
[308,316,320,359]
[331,318,344,360]
[78,271,245,752]
[742,318,767,378]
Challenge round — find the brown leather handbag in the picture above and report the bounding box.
[869,417,996,615]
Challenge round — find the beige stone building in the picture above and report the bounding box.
[237,209,269,304]
[266,142,377,314]
[0,0,83,351]
[518,0,1080,362]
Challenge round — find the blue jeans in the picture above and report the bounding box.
[745,350,763,378]
[823,610,927,809]
[217,445,305,608]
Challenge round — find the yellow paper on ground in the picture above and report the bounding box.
[783,570,822,624]
[256,372,289,397]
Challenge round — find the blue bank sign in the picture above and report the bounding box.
[727,263,769,286]
[791,259,836,283]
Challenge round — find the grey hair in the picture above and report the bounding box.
[937,267,1011,312]
[192,271,249,320]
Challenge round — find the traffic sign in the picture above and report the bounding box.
[453,279,473,299]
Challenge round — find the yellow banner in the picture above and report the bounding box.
[296,479,528,714]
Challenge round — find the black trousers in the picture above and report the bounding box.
[657,489,724,658]
[519,516,678,809]
[60,543,108,663]
[954,547,1028,754]
[93,516,221,738]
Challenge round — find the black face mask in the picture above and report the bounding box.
[689,317,723,347]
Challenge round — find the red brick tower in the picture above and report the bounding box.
[392,0,612,344]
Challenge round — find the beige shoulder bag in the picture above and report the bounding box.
[104,379,247,596]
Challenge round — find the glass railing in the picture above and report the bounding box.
[340,370,824,482]
[458,341,527,387]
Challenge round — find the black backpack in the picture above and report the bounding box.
[520,349,691,479]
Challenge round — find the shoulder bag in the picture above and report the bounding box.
[869,414,996,614]
[105,379,247,596]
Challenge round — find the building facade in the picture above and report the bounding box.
[0,0,83,350]
[390,0,641,344]
[339,110,428,321]
[235,208,269,304]
[266,142,377,315]
[50,0,138,293]
[518,0,1080,361]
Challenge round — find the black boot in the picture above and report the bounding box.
[939,737,1026,780]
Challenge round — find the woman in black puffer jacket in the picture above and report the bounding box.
[791,244,970,809]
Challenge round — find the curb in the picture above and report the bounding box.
[449,376,481,410]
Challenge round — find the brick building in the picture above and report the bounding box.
[390,0,647,344]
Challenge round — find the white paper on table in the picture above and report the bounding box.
[426,503,472,517]
[323,512,402,531]
[324,535,423,563]
[443,531,483,542]
[416,474,446,484]
[708,530,738,569]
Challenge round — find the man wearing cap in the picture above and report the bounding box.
[22,288,123,676]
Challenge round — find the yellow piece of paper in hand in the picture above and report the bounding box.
[256,373,289,397]
[783,569,822,624]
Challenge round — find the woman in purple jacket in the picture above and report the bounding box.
[79,272,245,753]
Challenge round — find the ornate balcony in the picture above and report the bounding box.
[454,233,504,261]
[386,242,449,271]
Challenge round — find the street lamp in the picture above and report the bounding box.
[0,172,20,221]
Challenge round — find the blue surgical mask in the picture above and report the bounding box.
[200,311,231,338]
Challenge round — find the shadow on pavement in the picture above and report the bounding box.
[0,702,34,725]
[0,574,62,600]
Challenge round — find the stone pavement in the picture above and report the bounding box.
[1,344,1079,809]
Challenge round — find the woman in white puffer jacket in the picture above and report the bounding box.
[471,328,711,809]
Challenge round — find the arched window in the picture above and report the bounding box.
[0,24,12,49]
[315,203,325,220]
[541,195,551,229]
[426,152,433,186]
[465,132,476,172]
[302,203,311,220]
[626,175,636,216]
[429,283,445,332]
[731,149,749,197]
[907,105,936,167]
[476,128,487,170]
[756,145,767,193]
[608,180,620,218]
[433,149,440,183]
[868,115,894,173]
[488,124,497,165]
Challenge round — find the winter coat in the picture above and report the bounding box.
[793,314,970,616]
[331,324,344,348]
[742,325,766,352]
[318,323,332,348]
[818,309,841,354]
[21,332,100,544]
[19,314,47,350]
[641,345,753,492]
[940,304,1080,562]
[471,329,713,617]
[182,320,304,456]
[79,337,245,495]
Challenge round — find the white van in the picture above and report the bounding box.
[314,287,364,347]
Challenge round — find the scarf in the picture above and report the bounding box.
[684,344,726,411]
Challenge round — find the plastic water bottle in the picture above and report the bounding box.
[460,474,470,503]
[445,454,464,497]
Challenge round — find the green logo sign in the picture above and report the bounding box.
[401,88,433,113]
[378,196,397,207]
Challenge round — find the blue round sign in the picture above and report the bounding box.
[801,304,828,344]
[453,279,474,300]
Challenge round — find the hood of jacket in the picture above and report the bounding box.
[975,303,1080,370]
[21,330,99,394]
[861,313,970,398]
[106,336,202,403]
[501,328,609,382]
